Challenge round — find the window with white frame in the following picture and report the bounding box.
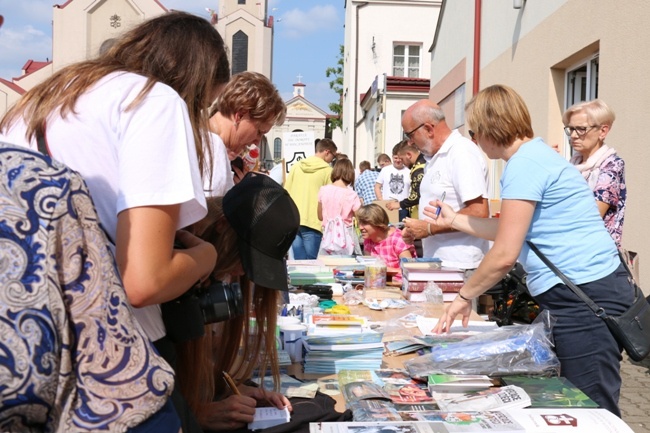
[564,54,599,158]
[566,55,599,108]
[393,44,420,78]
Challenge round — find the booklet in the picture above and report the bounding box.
[427,374,494,393]
[434,385,531,412]
[248,406,290,430]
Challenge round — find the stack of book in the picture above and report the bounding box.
[400,258,464,302]
[302,331,384,374]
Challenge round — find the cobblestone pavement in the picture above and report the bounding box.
[620,355,650,433]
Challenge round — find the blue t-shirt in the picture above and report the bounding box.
[500,138,619,296]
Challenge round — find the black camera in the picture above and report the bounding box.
[162,279,244,342]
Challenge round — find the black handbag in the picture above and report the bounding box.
[527,241,650,362]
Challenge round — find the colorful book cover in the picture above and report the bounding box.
[347,399,403,422]
[384,382,436,404]
[342,381,391,403]
[501,375,598,408]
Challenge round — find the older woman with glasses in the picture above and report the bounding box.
[563,100,626,247]
[427,85,634,416]
[207,72,286,196]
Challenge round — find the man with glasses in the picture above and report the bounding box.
[400,99,489,270]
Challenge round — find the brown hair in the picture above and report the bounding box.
[316,138,338,154]
[178,197,281,412]
[397,142,418,155]
[392,140,407,157]
[0,11,230,179]
[376,153,391,164]
[356,204,390,232]
[465,84,533,147]
[359,160,371,171]
[212,71,287,126]
[331,158,355,185]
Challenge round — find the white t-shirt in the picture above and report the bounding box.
[0,71,207,341]
[375,164,411,202]
[205,132,235,197]
[419,130,489,269]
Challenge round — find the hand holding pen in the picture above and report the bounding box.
[423,192,456,230]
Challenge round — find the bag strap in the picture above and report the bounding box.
[617,249,637,284]
[526,241,607,318]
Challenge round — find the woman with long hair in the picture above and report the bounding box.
[0,11,230,433]
[180,173,299,431]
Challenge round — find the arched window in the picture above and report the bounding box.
[232,31,248,75]
[274,137,282,159]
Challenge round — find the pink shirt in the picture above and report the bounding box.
[364,228,416,283]
[318,184,361,227]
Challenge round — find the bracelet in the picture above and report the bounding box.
[457,291,473,302]
[450,214,458,228]
[427,223,433,236]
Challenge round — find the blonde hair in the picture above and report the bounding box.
[465,84,533,147]
[356,204,390,232]
[562,99,616,127]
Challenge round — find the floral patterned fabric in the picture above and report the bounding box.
[0,143,175,432]
[593,154,626,248]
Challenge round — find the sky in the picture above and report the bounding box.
[0,0,344,112]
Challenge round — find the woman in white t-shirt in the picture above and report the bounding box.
[0,12,230,433]
[206,71,286,196]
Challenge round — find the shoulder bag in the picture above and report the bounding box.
[527,241,650,362]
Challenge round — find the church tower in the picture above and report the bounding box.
[215,0,274,79]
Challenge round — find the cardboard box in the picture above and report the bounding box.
[373,199,399,223]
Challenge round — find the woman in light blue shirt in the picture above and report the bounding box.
[427,85,634,416]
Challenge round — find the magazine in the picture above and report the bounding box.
[435,386,531,412]
[384,382,436,405]
[501,375,598,408]
[348,399,403,422]
[342,381,391,403]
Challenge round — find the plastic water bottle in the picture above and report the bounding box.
[243,144,259,171]
[424,281,444,304]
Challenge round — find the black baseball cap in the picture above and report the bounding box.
[223,172,299,290]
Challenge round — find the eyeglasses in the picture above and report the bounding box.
[468,130,475,139]
[564,125,599,137]
[403,123,425,140]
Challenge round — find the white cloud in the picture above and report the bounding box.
[0,25,52,78]
[279,4,339,39]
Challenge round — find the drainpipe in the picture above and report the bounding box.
[353,1,369,165]
[473,0,481,95]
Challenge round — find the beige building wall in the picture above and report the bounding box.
[52,0,166,72]
[430,0,650,286]
[216,0,273,78]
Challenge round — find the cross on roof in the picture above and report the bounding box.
[296,73,303,83]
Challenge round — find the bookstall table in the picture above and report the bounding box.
[288,298,485,411]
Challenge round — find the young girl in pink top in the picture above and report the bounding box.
[356,203,416,283]
[318,158,362,255]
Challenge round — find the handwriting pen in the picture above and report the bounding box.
[223,371,241,395]
[435,191,447,217]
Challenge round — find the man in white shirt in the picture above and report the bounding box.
[401,100,490,269]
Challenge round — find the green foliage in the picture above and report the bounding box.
[325,45,344,131]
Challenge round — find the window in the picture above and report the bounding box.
[565,54,599,158]
[393,44,420,78]
[238,0,245,4]
[232,31,248,75]
[274,138,282,159]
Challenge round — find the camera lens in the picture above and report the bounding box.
[197,281,244,324]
